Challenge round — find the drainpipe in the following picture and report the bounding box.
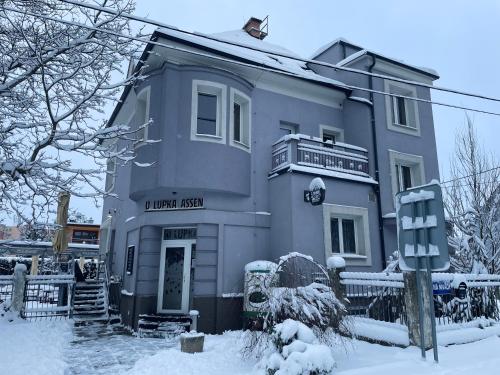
[367,54,387,268]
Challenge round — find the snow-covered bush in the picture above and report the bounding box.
[267,282,345,332]
[261,319,335,375]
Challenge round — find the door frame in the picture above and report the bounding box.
[157,239,195,314]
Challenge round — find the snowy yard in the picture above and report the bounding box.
[1,318,500,374]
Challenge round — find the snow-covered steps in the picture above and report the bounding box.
[72,280,109,324]
[137,314,192,338]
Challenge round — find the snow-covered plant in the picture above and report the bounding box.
[0,1,150,223]
[260,319,335,375]
[267,282,345,332]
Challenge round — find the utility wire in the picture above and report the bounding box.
[57,0,500,105]
[4,5,500,117]
[440,165,500,186]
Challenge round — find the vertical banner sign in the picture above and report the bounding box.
[126,245,135,275]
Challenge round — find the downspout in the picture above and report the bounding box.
[367,54,387,267]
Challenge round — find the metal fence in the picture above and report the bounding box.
[340,272,407,325]
[22,274,75,320]
[0,275,13,305]
[340,271,500,327]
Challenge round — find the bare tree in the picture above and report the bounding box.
[445,116,500,274]
[0,0,149,223]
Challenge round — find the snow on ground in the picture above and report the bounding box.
[0,315,71,375]
[125,331,257,375]
[1,314,500,375]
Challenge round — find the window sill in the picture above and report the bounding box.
[388,122,421,137]
[332,253,367,259]
[192,133,225,144]
[231,139,251,152]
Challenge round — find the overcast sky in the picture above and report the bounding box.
[62,0,500,224]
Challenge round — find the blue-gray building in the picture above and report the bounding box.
[102,18,440,333]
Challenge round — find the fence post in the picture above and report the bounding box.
[11,263,28,314]
[327,256,347,330]
[403,271,433,349]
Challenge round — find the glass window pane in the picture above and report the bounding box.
[402,165,412,190]
[162,247,185,311]
[396,165,402,192]
[330,218,340,253]
[342,219,356,254]
[197,93,217,135]
[397,97,407,125]
[233,102,241,142]
[323,133,335,148]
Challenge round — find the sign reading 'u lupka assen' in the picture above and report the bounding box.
[145,198,204,212]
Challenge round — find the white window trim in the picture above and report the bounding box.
[323,204,372,266]
[279,122,298,135]
[384,80,421,137]
[319,124,344,143]
[134,86,151,149]
[229,88,251,152]
[191,80,227,144]
[389,150,426,206]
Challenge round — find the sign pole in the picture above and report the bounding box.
[422,200,439,363]
[412,201,426,359]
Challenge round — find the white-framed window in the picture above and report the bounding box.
[279,121,298,137]
[389,150,425,202]
[190,80,226,144]
[319,124,344,148]
[323,204,371,266]
[134,86,150,148]
[229,88,251,151]
[384,80,421,136]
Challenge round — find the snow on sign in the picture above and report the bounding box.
[396,181,450,272]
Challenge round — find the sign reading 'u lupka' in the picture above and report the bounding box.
[145,198,204,212]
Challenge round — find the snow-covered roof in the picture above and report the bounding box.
[309,37,362,59]
[311,38,439,79]
[154,28,350,92]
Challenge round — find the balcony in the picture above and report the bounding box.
[271,134,372,180]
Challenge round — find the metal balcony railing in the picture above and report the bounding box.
[271,134,370,177]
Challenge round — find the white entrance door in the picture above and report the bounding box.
[157,240,193,314]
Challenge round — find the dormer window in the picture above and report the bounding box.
[385,80,421,136]
[191,80,226,144]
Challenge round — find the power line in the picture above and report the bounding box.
[57,0,500,105]
[440,165,500,186]
[4,4,500,118]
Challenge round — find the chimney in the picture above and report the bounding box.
[243,17,268,40]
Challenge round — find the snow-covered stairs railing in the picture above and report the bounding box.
[22,274,75,320]
[270,134,370,177]
[340,272,407,326]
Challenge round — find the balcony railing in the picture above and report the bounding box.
[271,134,370,177]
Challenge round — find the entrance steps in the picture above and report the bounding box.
[73,280,109,324]
[137,314,192,338]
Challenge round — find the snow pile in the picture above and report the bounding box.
[125,331,257,375]
[349,317,410,347]
[244,260,278,273]
[260,319,335,375]
[327,256,346,270]
[0,316,71,375]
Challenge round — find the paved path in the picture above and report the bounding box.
[64,323,176,374]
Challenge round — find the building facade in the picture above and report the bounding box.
[102,18,440,333]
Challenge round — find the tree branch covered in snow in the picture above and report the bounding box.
[0,0,149,221]
[444,117,500,274]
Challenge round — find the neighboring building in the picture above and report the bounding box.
[102,18,440,332]
[0,225,21,241]
[67,223,100,245]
